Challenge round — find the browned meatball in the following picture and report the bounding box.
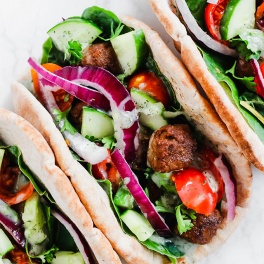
[147,124,197,173]
[175,209,223,245]
[68,101,87,130]
[235,57,255,77]
[81,42,122,74]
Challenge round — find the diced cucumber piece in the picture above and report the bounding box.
[51,251,84,264]
[48,18,102,59]
[22,192,48,256]
[110,29,147,76]
[81,107,114,139]
[0,199,20,224]
[220,0,255,40]
[120,210,154,241]
[0,149,5,171]
[0,228,14,256]
[114,185,135,209]
[130,88,168,130]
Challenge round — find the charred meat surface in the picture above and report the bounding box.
[175,209,223,245]
[68,100,87,131]
[147,124,197,173]
[81,42,122,74]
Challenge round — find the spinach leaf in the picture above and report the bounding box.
[186,0,207,29]
[199,47,264,142]
[82,6,131,39]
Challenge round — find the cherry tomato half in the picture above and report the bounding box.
[127,71,170,108]
[52,89,74,112]
[92,150,120,191]
[172,168,218,215]
[204,0,229,42]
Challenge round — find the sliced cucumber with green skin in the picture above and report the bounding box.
[130,88,168,130]
[114,185,135,209]
[0,228,14,257]
[22,192,48,256]
[81,107,114,139]
[0,149,5,171]
[220,0,256,40]
[48,18,102,59]
[121,210,155,241]
[110,29,147,76]
[51,251,84,264]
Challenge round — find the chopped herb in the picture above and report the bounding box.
[68,40,83,65]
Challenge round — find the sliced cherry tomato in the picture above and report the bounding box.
[254,62,264,97]
[127,71,170,108]
[52,89,74,112]
[197,147,225,202]
[0,152,34,205]
[9,246,31,264]
[204,0,229,42]
[256,2,264,22]
[92,150,120,191]
[172,168,218,215]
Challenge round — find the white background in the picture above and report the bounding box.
[0,1,264,263]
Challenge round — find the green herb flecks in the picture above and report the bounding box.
[68,40,83,65]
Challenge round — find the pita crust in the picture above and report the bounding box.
[0,108,121,264]
[149,0,264,172]
[12,15,252,264]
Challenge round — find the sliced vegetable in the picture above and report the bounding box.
[256,2,264,30]
[0,199,26,247]
[0,149,5,170]
[127,71,170,107]
[111,149,173,238]
[51,209,95,264]
[52,89,74,112]
[47,18,102,59]
[204,0,229,42]
[120,210,155,241]
[172,168,218,215]
[213,155,236,221]
[175,0,237,56]
[220,0,256,40]
[38,79,108,164]
[0,228,14,256]
[110,29,147,76]
[252,59,264,99]
[28,58,139,163]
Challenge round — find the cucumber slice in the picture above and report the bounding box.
[0,229,14,257]
[130,88,168,130]
[51,251,84,264]
[110,29,147,76]
[120,210,155,241]
[22,192,48,255]
[220,0,256,40]
[0,149,5,171]
[114,185,135,209]
[48,18,102,58]
[81,107,114,139]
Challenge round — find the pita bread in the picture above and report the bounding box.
[0,108,121,264]
[12,16,252,264]
[149,0,264,172]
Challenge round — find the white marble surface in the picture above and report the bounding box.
[0,1,264,263]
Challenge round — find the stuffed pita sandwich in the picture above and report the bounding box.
[12,6,252,264]
[150,0,264,172]
[0,108,121,264]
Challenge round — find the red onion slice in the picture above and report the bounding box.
[39,79,108,164]
[175,0,238,57]
[250,58,264,99]
[213,155,236,221]
[51,208,97,264]
[0,199,26,247]
[28,58,139,163]
[111,149,173,238]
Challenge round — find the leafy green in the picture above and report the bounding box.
[226,62,256,92]
[53,108,77,135]
[68,40,83,65]
[41,37,68,66]
[81,6,131,39]
[85,134,116,150]
[186,0,207,29]
[199,46,264,142]
[99,21,125,41]
[175,204,196,235]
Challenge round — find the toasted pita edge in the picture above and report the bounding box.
[149,0,264,172]
[0,108,121,264]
